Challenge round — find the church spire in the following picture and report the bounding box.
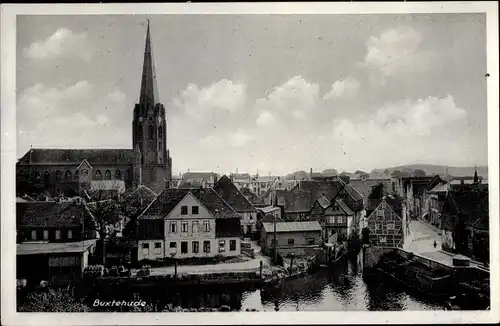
[139,19,160,106]
[473,165,479,184]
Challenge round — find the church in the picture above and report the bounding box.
[16,22,173,195]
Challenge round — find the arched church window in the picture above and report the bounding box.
[159,126,163,139]
[74,170,79,180]
[115,170,122,180]
[148,125,154,140]
[64,170,72,180]
[95,170,102,180]
[55,170,61,181]
[44,171,50,186]
[105,170,112,180]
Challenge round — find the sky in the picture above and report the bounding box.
[16,14,488,176]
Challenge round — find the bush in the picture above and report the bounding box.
[18,288,91,312]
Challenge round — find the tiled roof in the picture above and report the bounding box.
[213,175,256,212]
[315,195,330,209]
[17,148,134,166]
[17,201,94,228]
[344,184,364,201]
[429,183,449,193]
[336,199,355,215]
[349,180,391,203]
[296,179,344,207]
[384,195,403,215]
[262,221,322,233]
[17,239,97,255]
[240,187,265,206]
[276,189,312,212]
[140,187,240,220]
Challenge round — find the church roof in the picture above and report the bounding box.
[139,20,160,106]
[17,148,134,166]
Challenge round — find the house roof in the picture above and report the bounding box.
[17,239,98,256]
[366,195,403,218]
[258,205,281,213]
[262,221,322,233]
[17,201,94,228]
[213,175,257,212]
[275,189,312,212]
[231,173,251,180]
[261,213,283,223]
[344,183,364,201]
[178,172,217,188]
[17,148,134,166]
[139,187,241,220]
[315,195,330,209]
[240,187,265,206]
[447,190,489,227]
[429,183,449,193]
[325,199,355,216]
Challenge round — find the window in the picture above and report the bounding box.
[154,242,161,253]
[148,125,154,140]
[43,230,49,240]
[170,242,177,248]
[379,237,387,243]
[387,223,395,230]
[203,241,211,253]
[307,238,315,245]
[159,126,163,139]
[271,239,277,246]
[192,206,199,215]
[181,206,188,215]
[95,170,102,180]
[219,240,226,253]
[34,171,41,179]
[105,170,112,180]
[170,222,177,233]
[192,221,199,233]
[81,169,88,175]
[375,223,381,230]
[287,238,295,245]
[74,170,79,180]
[55,170,61,181]
[31,230,37,241]
[55,230,61,240]
[142,242,149,254]
[67,230,73,239]
[249,214,253,221]
[230,240,237,251]
[115,170,122,180]
[377,209,384,217]
[203,220,210,232]
[181,222,188,233]
[192,241,199,254]
[64,170,72,180]
[181,241,188,254]
[246,225,252,234]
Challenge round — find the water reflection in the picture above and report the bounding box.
[87,253,449,312]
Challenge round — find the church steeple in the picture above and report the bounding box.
[139,19,159,107]
[473,165,479,184]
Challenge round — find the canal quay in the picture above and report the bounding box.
[80,254,450,312]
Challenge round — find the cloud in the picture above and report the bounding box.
[323,77,361,100]
[256,110,276,127]
[331,95,469,169]
[17,81,127,153]
[23,28,94,61]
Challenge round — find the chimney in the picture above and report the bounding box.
[310,168,313,179]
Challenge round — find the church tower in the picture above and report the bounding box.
[132,20,172,191]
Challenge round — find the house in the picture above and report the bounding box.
[257,205,282,220]
[439,188,489,260]
[256,213,284,238]
[314,198,356,243]
[263,189,312,221]
[364,195,407,248]
[348,179,392,206]
[260,221,322,256]
[240,187,266,207]
[16,200,98,282]
[393,176,434,219]
[137,188,241,261]
[178,172,219,189]
[414,175,446,225]
[213,175,258,236]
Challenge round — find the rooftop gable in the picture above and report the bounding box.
[213,175,256,212]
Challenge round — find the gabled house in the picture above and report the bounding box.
[137,188,241,261]
[364,195,407,248]
[260,221,322,256]
[269,189,312,221]
[322,199,356,243]
[213,175,258,236]
[414,175,446,225]
[16,200,98,282]
[240,187,265,207]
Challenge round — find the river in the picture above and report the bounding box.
[91,254,449,312]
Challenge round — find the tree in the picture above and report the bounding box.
[368,183,384,199]
[413,169,427,177]
[16,168,45,197]
[85,182,123,267]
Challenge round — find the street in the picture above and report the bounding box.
[404,220,442,253]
